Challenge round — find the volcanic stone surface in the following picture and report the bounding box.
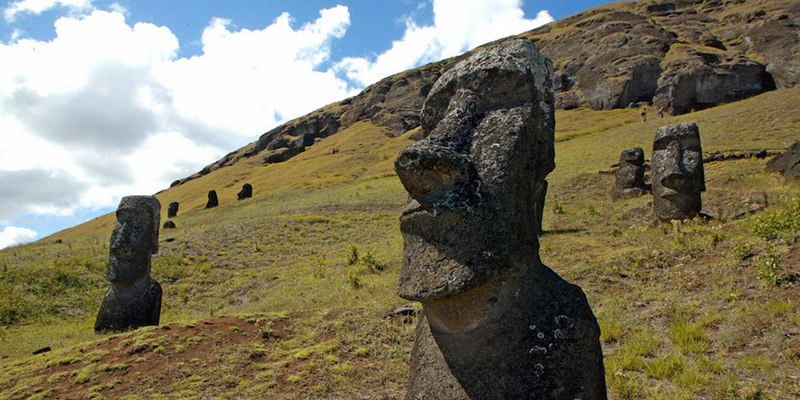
[95,196,162,332]
[394,39,606,400]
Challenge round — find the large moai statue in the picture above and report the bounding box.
[394,39,606,400]
[206,190,218,209]
[611,147,648,199]
[237,183,253,200]
[95,196,162,332]
[167,201,179,218]
[651,122,705,221]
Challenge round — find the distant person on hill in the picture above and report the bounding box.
[658,106,665,118]
[640,107,647,122]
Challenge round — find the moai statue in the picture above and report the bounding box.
[206,190,218,209]
[394,39,606,400]
[611,147,648,199]
[237,183,253,200]
[167,201,179,218]
[651,123,705,221]
[95,196,162,332]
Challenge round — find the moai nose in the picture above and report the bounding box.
[660,141,685,189]
[395,145,475,199]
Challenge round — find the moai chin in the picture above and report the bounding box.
[651,123,705,221]
[394,39,606,400]
[611,147,648,200]
[95,196,162,332]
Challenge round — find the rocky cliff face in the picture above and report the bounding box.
[172,0,799,186]
[524,0,799,113]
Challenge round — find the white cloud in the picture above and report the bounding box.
[336,0,553,86]
[4,0,93,23]
[0,1,555,240]
[0,6,357,231]
[0,226,38,249]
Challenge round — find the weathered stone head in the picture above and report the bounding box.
[167,201,179,218]
[652,122,705,221]
[206,190,218,209]
[395,39,605,400]
[106,196,160,283]
[395,39,555,302]
[96,195,162,332]
[611,147,647,199]
[237,183,253,200]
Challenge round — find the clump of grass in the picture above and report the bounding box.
[669,321,710,353]
[645,352,685,379]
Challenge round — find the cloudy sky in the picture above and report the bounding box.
[0,0,609,248]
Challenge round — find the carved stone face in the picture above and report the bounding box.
[615,147,645,189]
[394,40,555,302]
[107,196,160,283]
[651,123,704,221]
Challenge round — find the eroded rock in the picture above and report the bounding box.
[394,39,605,400]
[766,141,800,181]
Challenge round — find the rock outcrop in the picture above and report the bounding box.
[766,141,800,181]
[525,0,796,113]
[95,196,162,332]
[170,0,800,188]
[395,39,605,399]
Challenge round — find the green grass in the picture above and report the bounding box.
[2,88,800,398]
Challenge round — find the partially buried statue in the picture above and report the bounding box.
[95,196,162,332]
[611,147,648,200]
[394,39,606,399]
[651,122,705,221]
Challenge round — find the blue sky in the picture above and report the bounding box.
[0,0,610,248]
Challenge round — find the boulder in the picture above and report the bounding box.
[766,141,800,181]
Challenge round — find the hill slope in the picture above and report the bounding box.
[3,86,800,399]
[3,0,800,398]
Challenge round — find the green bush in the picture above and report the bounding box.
[751,198,800,240]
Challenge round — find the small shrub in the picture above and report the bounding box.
[361,251,385,273]
[347,245,359,265]
[756,253,784,286]
[731,242,755,260]
[346,270,362,289]
[751,198,800,240]
[552,199,564,214]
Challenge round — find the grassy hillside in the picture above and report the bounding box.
[2,87,800,399]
